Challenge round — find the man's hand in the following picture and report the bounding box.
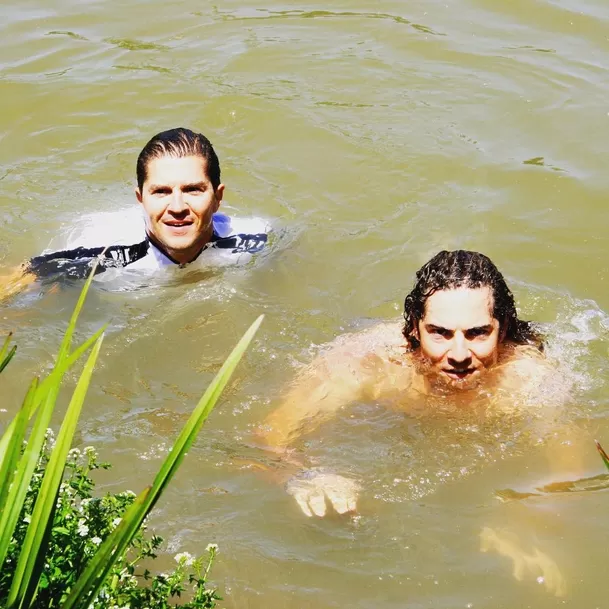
[0,266,35,302]
[480,526,566,597]
[286,470,360,517]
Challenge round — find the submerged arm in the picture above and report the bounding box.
[483,346,594,596]
[256,343,374,517]
[0,265,36,302]
[259,349,365,454]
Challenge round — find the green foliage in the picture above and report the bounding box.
[0,333,16,374]
[595,440,609,470]
[0,263,263,608]
[0,434,220,608]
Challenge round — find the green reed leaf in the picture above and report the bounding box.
[62,314,263,609]
[0,333,17,374]
[595,440,609,471]
[0,326,105,464]
[0,374,62,580]
[0,378,38,528]
[60,487,151,609]
[7,335,104,608]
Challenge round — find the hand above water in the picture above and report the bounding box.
[286,470,360,517]
[480,526,566,597]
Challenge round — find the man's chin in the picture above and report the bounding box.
[435,370,482,391]
[155,233,201,257]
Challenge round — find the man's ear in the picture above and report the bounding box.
[412,320,420,341]
[215,184,225,207]
[403,320,419,343]
[498,318,508,342]
[135,187,143,204]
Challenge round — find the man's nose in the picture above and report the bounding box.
[448,334,471,364]
[167,191,188,212]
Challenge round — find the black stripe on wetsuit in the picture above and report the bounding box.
[26,232,268,280]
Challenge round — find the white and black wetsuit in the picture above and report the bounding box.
[26,212,269,281]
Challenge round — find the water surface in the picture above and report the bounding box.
[2,0,609,606]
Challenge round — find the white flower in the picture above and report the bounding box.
[91,536,102,545]
[23,514,31,524]
[77,519,89,537]
[112,518,122,528]
[68,448,81,460]
[205,543,219,553]
[174,551,194,566]
[84,446,96,458]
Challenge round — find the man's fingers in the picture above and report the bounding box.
[325,487,357,515]
[292,490,314,517]
[535,549,567,597]
[287,472,359,518]
[308,491,327,517]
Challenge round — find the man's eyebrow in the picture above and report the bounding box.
[425,324,450,331]
[181,181,207,189]
[147,183,170,191]
[466,324,493,332]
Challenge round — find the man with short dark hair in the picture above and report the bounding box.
[0,128,268,298]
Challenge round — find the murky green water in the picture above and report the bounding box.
[2,0,609,606]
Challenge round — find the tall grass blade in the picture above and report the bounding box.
[0,332,13,361]
[62,314,263,609]
[7,335,104,608]
[55,258,99,366]
[0,326,105,462]
[0,333,17,374]
[149,314,264,497]
[0,378,38,523]
[0,378,61,575]
[61,487,151,609]
[595,440,609,471]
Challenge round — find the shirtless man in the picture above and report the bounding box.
[259,250,573,595]
[0,127,268,299]
[259,250,559,515]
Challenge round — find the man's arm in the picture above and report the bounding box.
[259,348,365,453]
[483,346,592,597]
[0,265,36,302]
[255,339,376,517]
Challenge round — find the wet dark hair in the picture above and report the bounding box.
[136,128,221,191]
[402,250,543,351]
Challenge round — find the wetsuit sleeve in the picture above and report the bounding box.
[26,240,149,281]
[26,246,107,280]
[212,233,268,254]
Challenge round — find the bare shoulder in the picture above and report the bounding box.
[309,321,414,400]
[500,344,547,373]
[325,320,405,358]
[494,343,569,408]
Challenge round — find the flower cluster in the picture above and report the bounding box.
[0,431,220,609]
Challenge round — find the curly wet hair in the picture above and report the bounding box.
[402,250,543,351]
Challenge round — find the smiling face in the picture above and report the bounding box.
[136,155,224,264]
[415,287,502,389]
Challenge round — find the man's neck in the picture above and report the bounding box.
[146,228,215,266]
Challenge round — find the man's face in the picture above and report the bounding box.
[415,286,501,389]
[136,155,224,265]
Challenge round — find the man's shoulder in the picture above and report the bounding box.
[494,343,570,408]
[211,213,270,255]
[321,320,406,362]
[63,207,146,250]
